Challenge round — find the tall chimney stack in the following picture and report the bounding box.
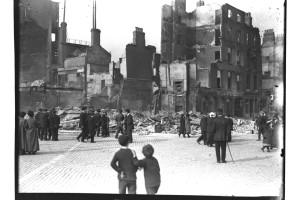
[91,0,101,46]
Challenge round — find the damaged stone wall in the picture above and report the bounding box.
[87,45,111,73]
[19,88,83,111]
[19,20,48,82]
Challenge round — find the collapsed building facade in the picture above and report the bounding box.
[159,0,262,117]
[261,29,284,114]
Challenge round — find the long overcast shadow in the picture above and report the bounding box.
[232,155,272,163]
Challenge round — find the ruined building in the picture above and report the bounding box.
[160,0,262,117]
[261,29,284,113]
[19,0,59,83]
[19,0,111,111]
[113,28,161,111]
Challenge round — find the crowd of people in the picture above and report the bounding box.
[18,108,60,155]
[75,107,134,143]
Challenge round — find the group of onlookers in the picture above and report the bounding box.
[18,108,60,155]
[256,111,281,152]
[76,107,134,143]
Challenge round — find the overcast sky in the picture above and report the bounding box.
[53,0,285,61]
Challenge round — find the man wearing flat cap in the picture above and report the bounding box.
[76,106,88,142]
[212,109,231,163]
[49,110,60,141]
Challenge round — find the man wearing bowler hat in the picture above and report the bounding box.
[212,109,231,163]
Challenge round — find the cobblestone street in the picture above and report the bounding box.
[18,131,283,197]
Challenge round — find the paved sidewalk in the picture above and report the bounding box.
[18,132,283,197]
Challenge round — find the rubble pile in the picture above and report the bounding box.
[55,107,257,135]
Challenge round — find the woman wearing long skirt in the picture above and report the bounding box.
[19,112,27,155]
[24,110,40,155]
[184,113,191,138]
[261,120,273,152]
[271,115,281,149]
[178,114,185,137]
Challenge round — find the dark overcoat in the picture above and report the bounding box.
[125,114,134,131]
[49,114,60,129]
[212,115,230,142]
[179,116,185,134]
[200,116,207,132]
[19,117,26,150]
[24,118,40,152]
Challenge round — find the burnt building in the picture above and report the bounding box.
[160,0,262,117]
[117,27,161,111]
[19,0,59,83]
[261,29,284,114]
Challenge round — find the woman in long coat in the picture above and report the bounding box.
[19,112,27,155]
[271,115,281,149]
[184,113,191,138]
[24,110,40,154]
[261,120,273,152]
[178,114,185,137]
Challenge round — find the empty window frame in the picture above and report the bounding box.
[237,30,241,43]
[237,75,240,90]
[228,9,232,18]
[228,72,231,89]
[101,80,105,91]
[237,50,241,65]
[237,14,241,22]
[246,74,250,90]
[227,48,231,64]
[217,70,221,89]
[254,75,257,90]
[246,33,249,45]
[215,51,220,60]
[174,81,183,93]
[177,35,182,45]
[215,29,220,45]
[227,26,232,40]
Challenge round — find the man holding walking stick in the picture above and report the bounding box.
[212,109,231,163]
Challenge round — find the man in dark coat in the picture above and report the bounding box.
[94,109,102,137]
[125,109,134,143]
[40,109,48,140]
[45,109,51,140]
[115,109,125,139]
[212,109,231,163]
[196,115,207,144]
[226,114,234,142]
[76,106,88,142]
[35,108,43,139]
[101,112,110,137]
[206,112,216,147]
[87,109,97,143]
[49,110,60,141]
[256,111,267,141]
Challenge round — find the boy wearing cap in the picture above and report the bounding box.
[110,135,138,194]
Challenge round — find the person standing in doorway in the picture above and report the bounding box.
[49,110,60,141]
[212,109,230,163]
[115,109,125,139]
[125,109,134,143]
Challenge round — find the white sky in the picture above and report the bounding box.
[53,0,284,61]
[57,0,284,62]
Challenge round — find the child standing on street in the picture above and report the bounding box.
[131,144,161,195]
[110,135,138,194]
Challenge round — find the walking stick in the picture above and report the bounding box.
[227,142,235,163]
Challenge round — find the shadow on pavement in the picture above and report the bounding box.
[233,155,272,163]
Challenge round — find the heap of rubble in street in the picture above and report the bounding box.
[55,107,258,136]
